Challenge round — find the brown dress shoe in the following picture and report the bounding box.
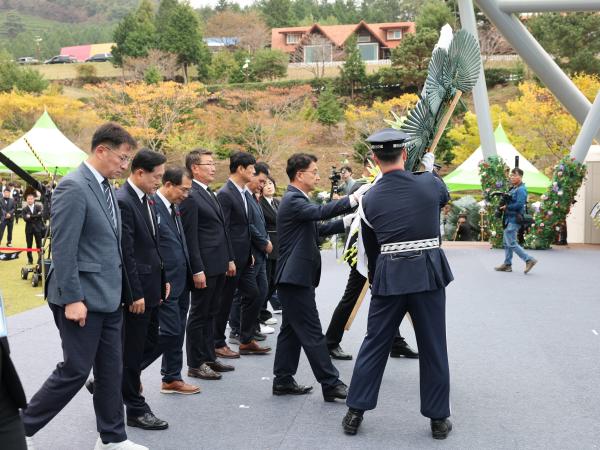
[160,380,201,395]
[215,346,240,359]
[188,363,222,380]
[206,359,235,372]
[239,340,271,355]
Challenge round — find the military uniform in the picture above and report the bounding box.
[344,129,454,437]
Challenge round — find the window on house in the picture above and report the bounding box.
[304,44,333,63]
[357,34,371,43]
[286,33,301,44]
[387,29,403,40]
[358,43,378,61]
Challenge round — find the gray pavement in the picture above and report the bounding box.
[7,246,600,450]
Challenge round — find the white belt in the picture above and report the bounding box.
[381,237,439,254]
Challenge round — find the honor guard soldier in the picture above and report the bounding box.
[342,129,454,439]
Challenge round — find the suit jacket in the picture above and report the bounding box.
[361,169,453,296]
[117,182,165,308]
[46,163,127,313]
[275,185,352,288]
[1,197,15,223]
[180,181,233,277]
[0,337,27,410]
[22,203,44,234]
[217,180,252,270]
[260,196,279,260]
[154,197,192,299]
[247,192,269,263]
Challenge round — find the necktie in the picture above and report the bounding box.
[206,186,219,205]
[142,195,156,236]
[170,203,181,236]
[101,178,116,228]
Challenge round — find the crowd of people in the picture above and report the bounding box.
[0,121,478,449]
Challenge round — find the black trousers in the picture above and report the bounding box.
[25,228,42,264]
[122,306,159,417]
[347,288,450,418]
[273,284,342,391]
[22,304,126,443]
[214,265,257,348]
[187,274,225,368]
[0,415,26,450]
[141,292,190,382]
[259,258,281,322]
[0,218,14,244]
[326,266,407,349]
[229,257,267,344]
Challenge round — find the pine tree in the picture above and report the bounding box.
[340,34,366,99]
[317,86,343,131]
[112,0,157,67]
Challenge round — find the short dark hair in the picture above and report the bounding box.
[91,122,137,152]
[229,152,256,174]
[26,192,35,199]
[185,148,213,171]
[131,148,167,173]
[511,167,524,177]
[286,153,317,181]
[3,187,10,192]
[341,165,352,173]
[374,146,406,163]
[267,175,277,189]
[254,162,270,177]
[162,166,191,185]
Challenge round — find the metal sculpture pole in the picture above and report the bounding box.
[457,0,498,160]
[571,91,600,163]
[497,0,600,13]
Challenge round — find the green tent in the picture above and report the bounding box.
[0,111,88,177]
[443,124,551,195]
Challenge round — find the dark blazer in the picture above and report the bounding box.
[21,203,45,234]
[0,337,27,410]
[260,196,279,260]
[180,181,233,277]
[117,182,165,308]
[154,196,192,299]
[247,192,269,262]
[1,197,15,222]
[217,180,252,270]
[275,185,352,288]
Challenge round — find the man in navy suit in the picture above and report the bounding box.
[180,149,237,380]
[117,149,169,431]
[140,166,200,395]
[342,129,453,440]
[272,153,363,402]
[216,152,268,356]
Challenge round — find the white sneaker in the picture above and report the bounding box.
[264,317,277,325]
[273,309,282,315]
[94,437,148,450]
[26,436,35,450]
[260,324,275,334]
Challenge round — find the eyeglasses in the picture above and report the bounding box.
[194,162,215,167]
[103,145,132,164]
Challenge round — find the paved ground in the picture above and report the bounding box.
[7,245,600,450]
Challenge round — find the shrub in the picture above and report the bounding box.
[75,64,99,85]
[144,66,162,84]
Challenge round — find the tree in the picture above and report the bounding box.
[258,0,296,28]
[291,33,343,79]
[112,0,157,67]
[205,11,270,53]
[316,86,343,131]
[4,12,25,39]
[123,49,180,81]
[416,0,456,33]
[340,34,366,99]
[390,29,438,89]
[251,49,288,81]
[208,51,238,83]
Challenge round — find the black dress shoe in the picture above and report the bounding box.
[273,381,313,396]
[342,408,364,435]
[188,363,222,380]
[431,418,452,440]
[329,345,353,360]
[390,340,419,358]
[253,332,267,341]
[323,383,348,402]
[85,378,94,395]
[206,359,235,372]
[127,412,169,430]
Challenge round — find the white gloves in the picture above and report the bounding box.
[349,182,373,207]
[343,212,357,228]
[421,152,435,172]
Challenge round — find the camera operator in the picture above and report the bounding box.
[494,168,538,274]
[21,193,44,265]
[339,166,356,195]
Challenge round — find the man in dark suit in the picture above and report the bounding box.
[272,153,363,402]
[0,336,27,450]
[180,149,237,379]
[21,193,44,265]
[216,152,268,356]
[342,129,453,439]
[22,123,147,450]
[139,166,200,395]
[0,187,15,247]
[117,149,169,431]
[228,162,273,347]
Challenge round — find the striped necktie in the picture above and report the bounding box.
[101,178,116,228]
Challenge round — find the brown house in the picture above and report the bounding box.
[271,21,416,63]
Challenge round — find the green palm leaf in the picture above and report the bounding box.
[400,98,435,171]
[425,47,452,116]
[446,29,481,93]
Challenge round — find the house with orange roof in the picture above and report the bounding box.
[271,21,416,63]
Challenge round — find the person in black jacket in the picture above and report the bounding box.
[21,193,44,265]
[272,153,364,402]
[0,336,27,450]
[0,188,16,247]
[117,149,169,431]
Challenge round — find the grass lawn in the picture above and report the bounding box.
[0,220,46,316]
